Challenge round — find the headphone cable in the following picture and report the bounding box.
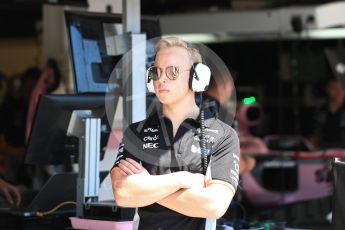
[199,93,208,175]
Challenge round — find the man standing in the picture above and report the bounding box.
[312,77,345,149]
[110,37,240,230]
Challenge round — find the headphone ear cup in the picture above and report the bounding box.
[145,68,155,93]
[190,63,211,92]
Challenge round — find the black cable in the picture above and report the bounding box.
[199,93,208,175]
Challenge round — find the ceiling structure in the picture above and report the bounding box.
[0,0,341,38]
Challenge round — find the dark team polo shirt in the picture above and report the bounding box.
[314,103,345,149]
[112,109,240,230]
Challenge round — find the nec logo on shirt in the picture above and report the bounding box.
[142,132,159,149]
[143,143,159,149]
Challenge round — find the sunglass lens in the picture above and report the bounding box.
[167,66,179,80]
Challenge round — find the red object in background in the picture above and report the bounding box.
[106,128,124,151]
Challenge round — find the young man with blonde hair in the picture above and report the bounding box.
[111,37,240,230]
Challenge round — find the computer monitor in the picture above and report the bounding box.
[65,10,161,93]
[25,94,117,165]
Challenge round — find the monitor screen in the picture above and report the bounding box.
[65,10,161,93]
[25,94,117,165]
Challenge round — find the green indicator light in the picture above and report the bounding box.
[242,96,256,105]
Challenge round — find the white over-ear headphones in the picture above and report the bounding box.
[189,63,211,92]
[145,63,211,93]
[146,65,156,93]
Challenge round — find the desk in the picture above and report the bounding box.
[0,210,74,230]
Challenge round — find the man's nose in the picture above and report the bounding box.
[158,70,168,83]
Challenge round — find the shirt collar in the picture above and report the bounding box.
[146,107,214,129]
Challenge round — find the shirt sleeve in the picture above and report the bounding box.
[209,127,240,190]
[109,127,140,174]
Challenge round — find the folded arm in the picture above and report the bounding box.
[157,180,235,219]
[112,159,235,219]
[111,158,204,207]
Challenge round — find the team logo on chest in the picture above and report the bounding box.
[143,127,159,149]
[191,133,215,155]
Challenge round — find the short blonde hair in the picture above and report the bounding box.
[155,37,202,63]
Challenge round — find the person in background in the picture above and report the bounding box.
[0,71,8,176]
[203,70,235,126]
[0,72,8,106]
[204,71,256,174]
[0,72,22,208]
[0,178,21,207]
[25,59,67,190]
[309,77,345,226]
[311,77,345,149]
[0,67,40,188]
[25,59,63,143]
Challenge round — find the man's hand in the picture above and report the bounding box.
[0,178,21,207]
[117,158,204,189]
[118,158,150,176]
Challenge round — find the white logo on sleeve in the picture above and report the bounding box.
[232,153,240,174]
[231,153,240,185]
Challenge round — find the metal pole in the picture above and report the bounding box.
[122,0,146,127]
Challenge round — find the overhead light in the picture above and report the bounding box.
[164,27,345,44]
